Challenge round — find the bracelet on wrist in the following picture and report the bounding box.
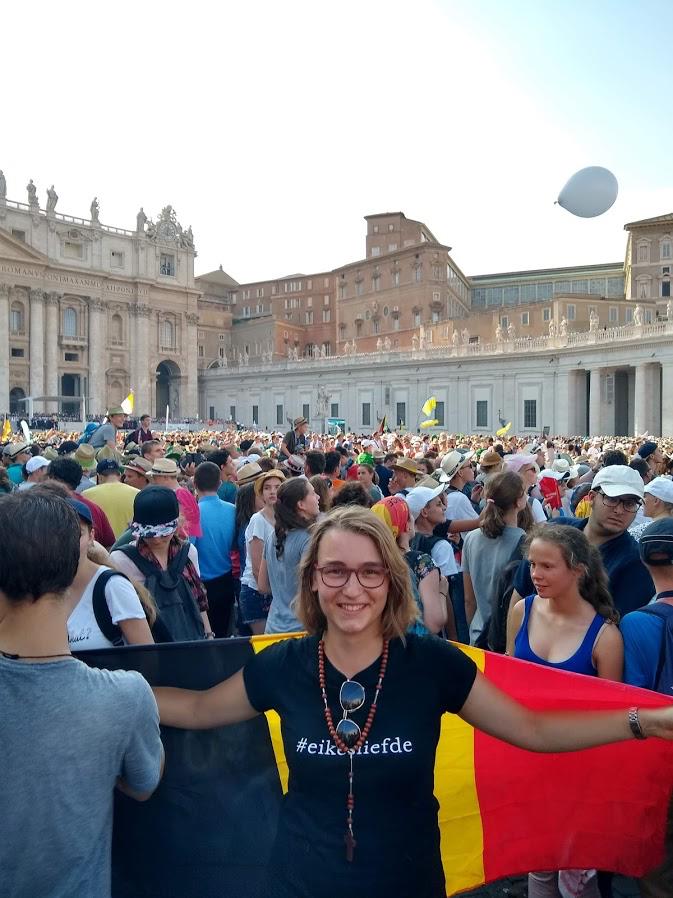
[628,706,647,740]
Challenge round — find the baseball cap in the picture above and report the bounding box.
[645,476,673,505]
[639,518,673,566]
[66,497,93,525]
[591,465,644,499]
[638,440,658,460]
[97,459,121,475]
[25,456,50,475]
[503,454,537,475]
[404,484,445,520]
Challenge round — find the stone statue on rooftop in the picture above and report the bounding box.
[136,207,147,233]
[0,170,7,200]
[589,309,599,331]
[26,179,38,208]
[46,185,58,214]
[559,317,568,337]
[634,304,643,326]
[507,322,516,341]
[90,197,100,223]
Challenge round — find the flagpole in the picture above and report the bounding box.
[165,404,169,434]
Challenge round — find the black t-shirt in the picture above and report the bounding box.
[243,633,477,898]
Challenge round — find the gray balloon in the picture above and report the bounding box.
[557,166,619,218]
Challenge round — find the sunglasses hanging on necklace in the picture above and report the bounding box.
[318,638,389,862]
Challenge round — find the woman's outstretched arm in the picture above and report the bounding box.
[154,669,259,730]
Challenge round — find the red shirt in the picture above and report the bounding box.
[76,493,116,549]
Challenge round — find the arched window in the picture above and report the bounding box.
[322,342,331,357]
[10,302,24,333]
[162,319,174,348]
[63,307,78,337]
[662,239,672,261]
[111,313,123,343]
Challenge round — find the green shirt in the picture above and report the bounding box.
[217,481,237,504]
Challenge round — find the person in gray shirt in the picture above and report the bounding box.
[462,471,529,645]
[258,477,321,633]
[0,490,164,898]
[90,406,126,450]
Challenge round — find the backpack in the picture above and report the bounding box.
[78,422,102,445]
[410,533,444,556]
[113,543,206,642]
[636,602,673,695]
[92,569,173,646]
[481,535,526,653]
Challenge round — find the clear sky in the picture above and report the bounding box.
[3,0,672,282]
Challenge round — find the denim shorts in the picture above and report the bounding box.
[239,583,272,624]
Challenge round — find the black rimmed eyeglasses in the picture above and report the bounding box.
[595,490,642,513]
[314,564,388,589]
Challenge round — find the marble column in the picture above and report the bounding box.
[45,292,61,412]
[588,367,602,436]
[661,362,673,438]
[130,303,151,414]
[87,298,107,414]
[554,371,570,435]
[29,288,45,412]
[634,363,651,437]
[185,312,199,418]
[0,284,9,413]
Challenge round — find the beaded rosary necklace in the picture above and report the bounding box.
[318,638,389,862]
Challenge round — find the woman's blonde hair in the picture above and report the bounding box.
[295,506,418,640]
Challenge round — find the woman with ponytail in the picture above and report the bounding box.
[506,523,623,898]
[257,477,321,634]
[462,470,530,645]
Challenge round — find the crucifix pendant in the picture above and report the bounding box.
[345,830,357,862]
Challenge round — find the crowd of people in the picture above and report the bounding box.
[3,407,673,897]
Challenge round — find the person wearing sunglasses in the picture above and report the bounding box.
[155,505,673,898]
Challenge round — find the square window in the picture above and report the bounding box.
[500,316,509,329]
[543,307,551,322]
[252,405,259,424]
[371,246,381,257]
[64,241,83,260]
[11,347,24,358]
[198,345,204,357]
[362,402,371,426]
[567,304,576,321]
[64,352,79,362]
[11,229,25,242]
[476,400,488,428]
[388,223,394,232]
[388,243,397,253]
[609,306,618,323]
[396,402,406,427]
[373,225,379,234]
[110,250,124,268]
[330,403,339,418]
[303,403,310,422]
[322,309,331,323]
[435,401,445,426]
[414,312,421,327]
[160,253,175,276]
[324,295,330,306]
[276,404,284,426]
[521,312,529,326]
[524,399,537,429]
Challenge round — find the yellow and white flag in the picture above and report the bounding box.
[1,417,11,441]
[421,396,437,417]
[121,391,134,414]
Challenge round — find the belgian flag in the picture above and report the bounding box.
[77,637,673,898]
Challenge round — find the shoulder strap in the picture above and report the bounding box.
[91,569,130,646]
[637,603,673,687]
[167,541,191,576]
[115,543,160,579]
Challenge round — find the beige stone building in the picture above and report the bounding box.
[0,175,201,417]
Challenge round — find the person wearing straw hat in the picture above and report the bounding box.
[147,458,202,539]
[90,407,126,451]
[280,416,309,462]
[5,442,32,486]
[74,444,98,493]
[388,458,420,497]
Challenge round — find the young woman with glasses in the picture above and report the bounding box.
[155,506,673,898]
[506,524,624,898]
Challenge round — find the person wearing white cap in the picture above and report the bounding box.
[17,455,50,490]
[629,476,673,542]
[406,485,458,579]
[503,454,547,523]
[510,466,655,618]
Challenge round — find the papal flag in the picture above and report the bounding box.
[1,416,11,441]
[77,638,673,898]
[496,421,512,437]
[121,391,134,414]
[422,396,437,417]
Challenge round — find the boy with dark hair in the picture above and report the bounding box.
[0,491,163,897]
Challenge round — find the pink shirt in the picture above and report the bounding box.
[176,486,202,538]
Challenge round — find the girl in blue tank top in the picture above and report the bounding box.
[506,524,624,898]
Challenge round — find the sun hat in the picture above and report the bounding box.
[96,445,122,462]
[644,476,673,505]
[5,441,31,459]
[57,441,79,457]
[285,454,306,474]
[74,444,96,470]
[123,456,153,477]
[503,454,537,475]
[478,447,503,470]
[591,465,644,499]
[25,456,50,475]
[293,416,308,428]
[254,469,286,495]
[371,496,410,538]
[404,484,446,520]
[392,457,421,477]
[639,518,673,566]
[440,450,474,480]
[236,461,264,485]
[106,406,126,417]
[42,446,59,461]
[148,458,180,477]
